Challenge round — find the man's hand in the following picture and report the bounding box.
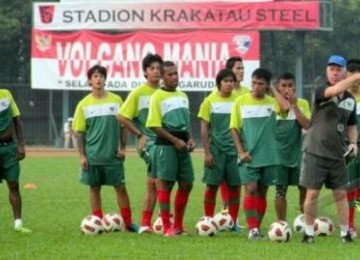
[204,151,215,168]
[349,143,358,157]
[137,134,148,155]
[118,148,126,160]
[16,144,26,160]
[186,138,196,152]
[239,151,251,163]
[80,155,88,171]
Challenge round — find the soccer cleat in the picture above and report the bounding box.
[341,232,354,243]
[349,228,358,239]
[230,224,242,233]
[125,223,139,233]
[15,227,32,233]
[248,228,263,240]
[138,225,153,234]
[302,234,314,244]
[164,227,189,237]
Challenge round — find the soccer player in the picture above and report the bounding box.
[146,61,195,236]
[274,73,311,221]
[229,68,289,239]
[198,68,241,231]
[0,88,31,233]
[301,55,360,243]
[73,65,138,232]
[118,53,163,234]
[346,58,360,238]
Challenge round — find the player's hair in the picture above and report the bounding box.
[87,65,107,80]
[252,68,272,84]
[142,53,164,78]
[161,61,176,74]
[346,59,360,73]
[225,56,243,70]
[216,68,236,89]
[278,72,295,81]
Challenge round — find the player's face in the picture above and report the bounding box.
[326,65,346,86]
[251,76,268,99]
[145,62,162,84]
[89,71,105,89]
[219,76,235,95]
[232,61,244,82]
[162,65,179,90]
[278,79,295,100]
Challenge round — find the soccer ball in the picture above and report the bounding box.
[102,213,124,232]
[293,214,306,233]
[268,221,292,242]
[213,212,234,231]
[80,215,104,235]
[314,216,335,236]
[195,216,218,237]
[152,215,174,235]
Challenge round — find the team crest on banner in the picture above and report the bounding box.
[233,35,252,55]
[35,33,52,52]
[39,5,55,24]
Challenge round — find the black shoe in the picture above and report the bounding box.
[302,234,314,244]
[341,232,353,243]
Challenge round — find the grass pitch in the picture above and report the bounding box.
[0,151,358,259]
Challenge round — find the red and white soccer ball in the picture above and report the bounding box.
[293,214,306,233]
[152,215,174,235]
[268,221,292,242]
[102,213,124,232]
[213,212,234,231]
[80,215,104,235]
[195,216,218,237]
[314,216,335,236]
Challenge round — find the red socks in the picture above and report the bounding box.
[204,188,217,217]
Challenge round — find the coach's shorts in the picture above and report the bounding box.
[152,145,194,183]
[139,141,156,178]
[0,142,20,183]
[239,164,278,186]
[273,165,300,186]
[347,152,360,189]
[80,160,125,186]
[202,146,240,186]
[300,152,348,190]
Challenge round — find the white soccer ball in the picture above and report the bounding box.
[268,221,292,242]
[293,214,306,233]
[80,215,104,235]
[102,213,124,232]
[314,216,335,236]
[195,216,218,237]
[213,212,234,231]
[152,215,174,235]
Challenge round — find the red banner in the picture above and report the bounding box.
[31,29,259,91]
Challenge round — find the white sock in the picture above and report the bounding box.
[15,219,23,229]
[304,224,314,236]
[340,225,349,237]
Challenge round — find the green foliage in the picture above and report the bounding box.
[0,153,358,259]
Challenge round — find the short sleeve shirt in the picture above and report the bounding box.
[0,89,20,136]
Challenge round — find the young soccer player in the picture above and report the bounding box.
[146,61,195,236]
[118,53,163,234]
[73,65,138,232]
[198,68,241,231]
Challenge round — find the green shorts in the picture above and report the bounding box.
[239,164,278,186]
[0,142,20,183]
[139,141,156,178]
[273,165,300,186]
[347,152,360,189]
[152,145,194,183]
[202,146,240,186]
[79,160,125,186]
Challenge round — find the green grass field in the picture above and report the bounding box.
[0,152,358,259]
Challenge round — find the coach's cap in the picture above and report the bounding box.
[327,55,346,67]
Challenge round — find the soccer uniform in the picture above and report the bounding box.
[119,83,157,176]
[0,89,21,182]
[212,84,249,97]
[73,92,125,186]
[348,91,360,188]
[198,92,240,185]
[146,88,194,183]
[301,87,357,190]
[275,98,311,185]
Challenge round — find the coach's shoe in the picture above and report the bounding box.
[15,226,32,233]
[302,234,314,244]
[349,228,358,239]
[126,223,139,233]
[341,232,354,243]
[138,225,152,234]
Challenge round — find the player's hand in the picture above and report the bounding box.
[186,139,196,152]
[137,134,148,154]
[80,155,88,171]
[118,148,126,160]
[16,145,26,160]
[174,138,187,151]
[204,152,215,168]
[239,151,251,162]
[349,143,358,157]
[288,93,298,107]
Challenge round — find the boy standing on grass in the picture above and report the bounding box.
[146,61,195,236]
[119,53,163,234]
[0,88,31,233]
[73,65,138,232]
[198,68,241,232]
